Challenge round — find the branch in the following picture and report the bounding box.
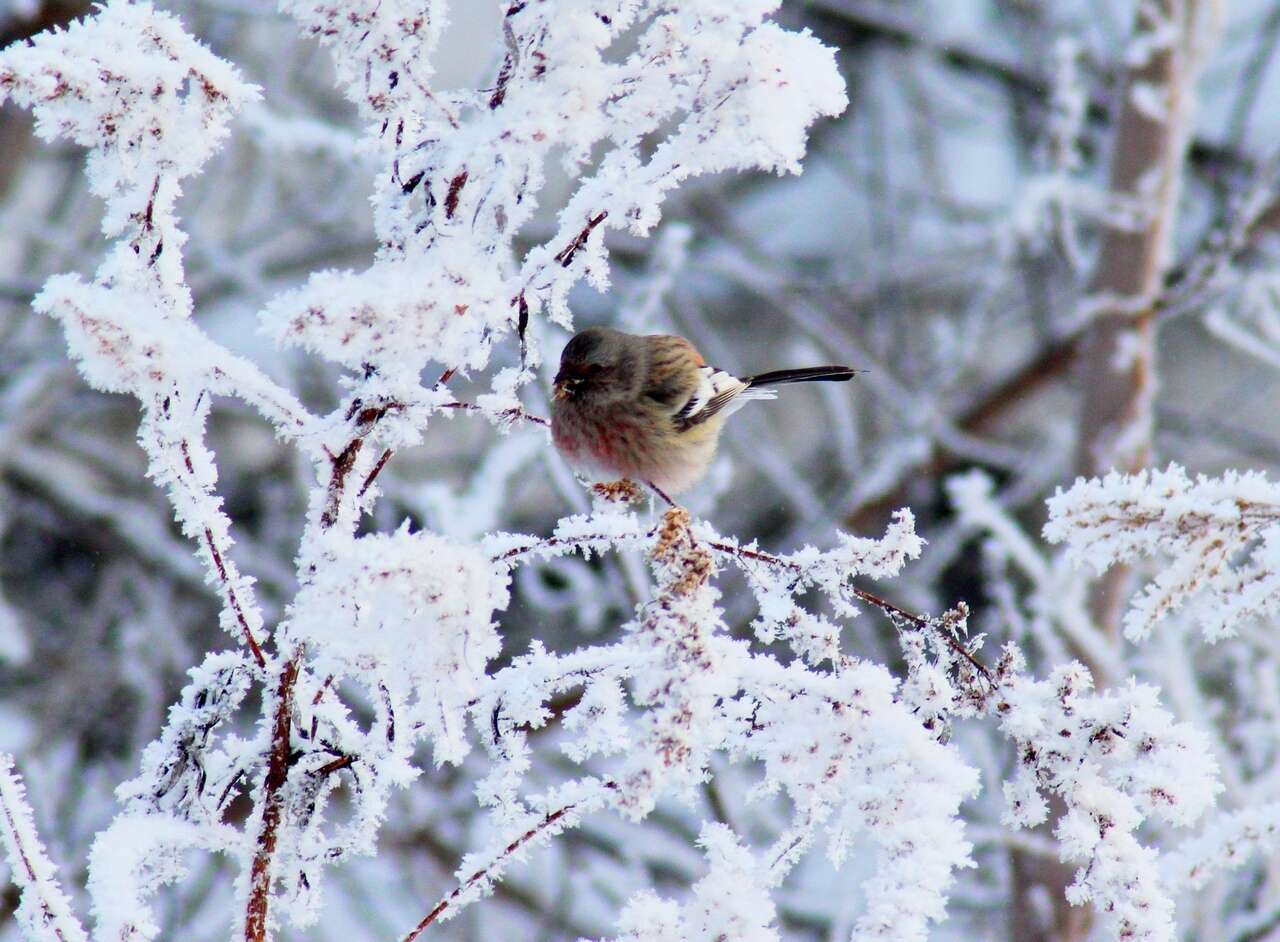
[358,448,394,498]
[1076,0,1211,633]
[243,652,301,942]
[439,401,550,428]
[704,538,992,684]
[401,782,617,942]
[319,439,364,529]
[490,521,991,684]
[0,755,88,942]
[491,527,653,566]
[203,524,267,669]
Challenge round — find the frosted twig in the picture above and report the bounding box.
[243,651,302,942]
[703,538,993,683]
[0,755,88,942]
[401,781,619,942]
[438,401,550,428]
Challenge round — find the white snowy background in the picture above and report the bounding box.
[2,1,1280,941]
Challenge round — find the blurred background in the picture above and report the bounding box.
[4,1,1280,939]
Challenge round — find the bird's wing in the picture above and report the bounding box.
[673,366,774,431]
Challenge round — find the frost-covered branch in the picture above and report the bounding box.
[995,654,1220,942]
[242,653,301,942]
[1046,464,1280,642]
[403,779,617,942]
[0,756,87,942]
[1163,802,1280,893]
[0,3,1244,942]
[0,1,294,668]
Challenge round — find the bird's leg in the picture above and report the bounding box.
[644,480,678,509]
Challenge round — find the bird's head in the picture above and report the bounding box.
[553,327,641,405]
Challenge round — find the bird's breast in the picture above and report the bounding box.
[551,400,652,476]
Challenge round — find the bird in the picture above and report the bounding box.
[550,326,857,502]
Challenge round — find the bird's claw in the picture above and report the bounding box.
[591,479,647,504]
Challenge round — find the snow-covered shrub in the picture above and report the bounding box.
[0,3,1243,942]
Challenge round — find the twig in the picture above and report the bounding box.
[492,527,655,566]
[401,782,616,942]
[703,539,993,683]
[552,211,608,268]
[439,401,550,427]
[395,825,597,940]
[314,754,356,777]
[489,523,990,683]
[358,449,394,498]
[319,439,364,528]
[0,756,87,942]
[644,479,677,508]
[204,526,267,669]
[243,652,302,942]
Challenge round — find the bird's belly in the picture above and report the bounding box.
[552,406,646,479]
[552,403,721,494]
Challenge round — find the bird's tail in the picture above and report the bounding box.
[745,365,858,388]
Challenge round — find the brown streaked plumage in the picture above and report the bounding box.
[550,326,856,497]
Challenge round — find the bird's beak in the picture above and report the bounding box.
[552,373,574,401]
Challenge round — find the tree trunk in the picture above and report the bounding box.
[1075,0,1209,638]
[1013,3,1221,941]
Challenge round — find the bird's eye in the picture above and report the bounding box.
[585,363,606,375]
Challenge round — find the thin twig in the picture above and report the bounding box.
[401,782,616,942]
[644,479,677,508]
[203,527,267,669]
[358,448,394,498]
[314,754,356,777]
[0,757,87,942]
[492,528,655,566]
[439,401,549,427]
[489,524,990,682]
[703,538,992,682]
[319,439,364,529]
[552,210,608,267]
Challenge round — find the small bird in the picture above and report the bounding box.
[550,326,856,500]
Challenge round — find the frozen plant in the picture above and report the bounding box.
[0,2,1232,942]
[1045,464,1280,642]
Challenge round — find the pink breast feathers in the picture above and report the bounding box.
[553,408,645,480]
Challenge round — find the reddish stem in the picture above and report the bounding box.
[243,653,301,942]
[402,782,616,941]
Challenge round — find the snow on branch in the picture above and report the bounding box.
[995,655,1220,942]
[264,0,848,394]
[87,815,236,942]
[0,0,251,241]
[602,824,780,942]
[0,0,319,669]
[1045,464,1280,641]
[1162,801,1280,892]
[733,654,979,941]
[0,756,88,942]
[480,497,1220,942]
[115,651,256,824]
[442,503,981,942]
[293,525,509,767]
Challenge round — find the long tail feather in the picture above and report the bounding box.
[745,365,858,387]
